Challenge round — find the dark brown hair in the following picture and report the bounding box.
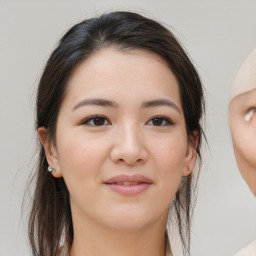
[28,11,205,256]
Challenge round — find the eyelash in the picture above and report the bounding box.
[146,116,174,126]
[80,115,111,126]
[79,115,174,127]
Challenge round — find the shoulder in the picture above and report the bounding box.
[234,240,256,256]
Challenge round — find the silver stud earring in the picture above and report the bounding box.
[48,166,55,173]
[186,166,190,172]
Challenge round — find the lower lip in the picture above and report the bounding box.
[105,183,152,195]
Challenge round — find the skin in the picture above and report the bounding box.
[229,48,256,196]
[229,88,256,196]
[39,48,198,256]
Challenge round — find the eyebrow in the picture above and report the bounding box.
[142,99,181,113]
[73,98,181,113]
[73,98,118,111]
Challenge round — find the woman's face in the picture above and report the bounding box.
[229,88,256,196]
[40,48,197,231]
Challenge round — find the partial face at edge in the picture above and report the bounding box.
[229,48,256,196]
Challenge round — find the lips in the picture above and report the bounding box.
[104,175,153,195]
[112,181,142,185]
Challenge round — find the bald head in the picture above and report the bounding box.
[231,48,256,100]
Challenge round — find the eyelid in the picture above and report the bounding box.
[146,115,174,126]
[79,115,111,126]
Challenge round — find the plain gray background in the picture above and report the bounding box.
[0,1,256,255]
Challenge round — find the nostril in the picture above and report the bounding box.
[114,157,145,165]
[110,136,148,164]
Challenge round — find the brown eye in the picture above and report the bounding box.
[81,115,111,126]
[147,116,173,126]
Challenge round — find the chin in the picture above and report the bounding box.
[101,207,158,230]
[104,204,168,232]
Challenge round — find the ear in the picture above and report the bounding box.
[38,127,63,178]
[182,131,199,177]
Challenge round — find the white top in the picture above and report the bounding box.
[234,240,256,256]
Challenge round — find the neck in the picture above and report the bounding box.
[69,209,169,256]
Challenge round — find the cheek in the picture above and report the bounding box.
[149,135,187,190]
[56,132,109,190]
[151,134,187,167]
[232,124,256,168]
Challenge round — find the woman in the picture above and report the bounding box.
[229,48,256,255]
[28,11,204,256]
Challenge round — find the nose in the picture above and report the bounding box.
[110,123,148,165]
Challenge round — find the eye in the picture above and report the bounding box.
[80,115,111,126]
[146,116,174,126]
[244,108,256,121]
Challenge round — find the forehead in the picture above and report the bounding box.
[64,47,181,105]
[231,48,256,100]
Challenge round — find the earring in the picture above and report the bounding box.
[48,166,55,173]
[185,166,190,172]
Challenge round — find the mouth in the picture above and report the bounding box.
[106,181,146,185]
[104,175,153,195]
